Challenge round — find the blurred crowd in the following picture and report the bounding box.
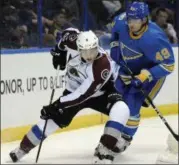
[1,0,82,49]
[89,0,178,44]
[0,0,178,49]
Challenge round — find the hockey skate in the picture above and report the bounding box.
[9,147,28,162]
[92,143,116,164]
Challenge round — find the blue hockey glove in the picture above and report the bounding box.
[131,69,153,88]
[131,78,143,88]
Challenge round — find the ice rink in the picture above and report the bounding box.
[1,115,178,164]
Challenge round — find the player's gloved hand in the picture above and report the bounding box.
[40,99,64,120]
[51,45,67,70]
[131,69,153,88]
[131,78,143,88]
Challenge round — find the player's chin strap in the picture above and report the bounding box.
[120,62,179,142]
[35,65,61,163]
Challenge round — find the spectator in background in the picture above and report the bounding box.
[88,0,110,30]
[152,7,178,44]
[102,0,122,16]
[1,5,19,48]
[58,0,80,20]
[43,34,56,47]
[47,11,78,38]
[2,5,19,30]
[145,0,175,11]
[8,29,29,49]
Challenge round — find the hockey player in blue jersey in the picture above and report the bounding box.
[93,1,175,164]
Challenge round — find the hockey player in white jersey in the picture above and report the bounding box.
[9,28,132,163]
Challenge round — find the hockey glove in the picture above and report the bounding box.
[40,99,64,120]
[51,45,67,70]
[131,69,153,88]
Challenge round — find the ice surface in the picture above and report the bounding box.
[1,115,178,164]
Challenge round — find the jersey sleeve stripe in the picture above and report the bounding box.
[159,63,175,73]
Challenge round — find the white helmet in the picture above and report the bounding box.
[76,30,99,50]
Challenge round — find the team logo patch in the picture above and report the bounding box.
[101,69,109,80]
[69,67,79,77]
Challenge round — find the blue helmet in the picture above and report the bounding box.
[126,1,149,20]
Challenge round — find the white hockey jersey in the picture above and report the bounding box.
[56,28,119,108]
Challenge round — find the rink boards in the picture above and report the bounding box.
[1,47,178,143]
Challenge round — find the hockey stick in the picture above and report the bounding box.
[35,65,60,163]
[120,62,179,142]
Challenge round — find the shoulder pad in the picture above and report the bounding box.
[117,12,126,21]
[111,13,126,29]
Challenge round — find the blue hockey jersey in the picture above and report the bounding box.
[110,13,175,80]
